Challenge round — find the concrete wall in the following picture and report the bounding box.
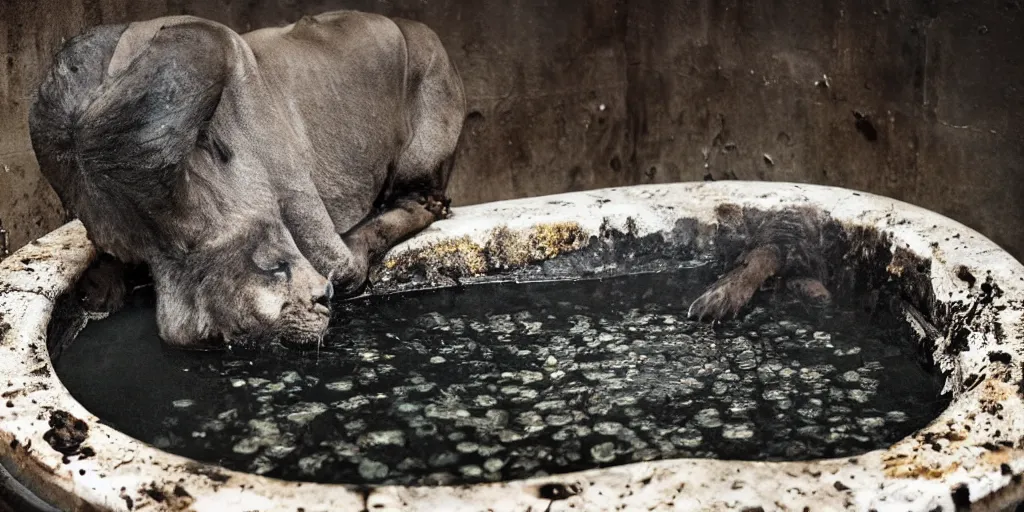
[1,0,1022,257]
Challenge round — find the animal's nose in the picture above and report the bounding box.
[314,281,333,308]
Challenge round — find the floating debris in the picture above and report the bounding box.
[56,269,947,486]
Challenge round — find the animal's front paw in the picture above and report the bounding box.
[78,255,127,313]
[331,263,368,297]
[786,277,832,305]
[688,272,758,321]
[425,194,452,220]
[396,193,450,223]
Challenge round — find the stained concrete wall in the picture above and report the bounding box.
[1,0,1022,257]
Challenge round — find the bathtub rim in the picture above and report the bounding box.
[1,181,1023,511]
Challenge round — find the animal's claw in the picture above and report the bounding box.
[424,194,451,220]
[331,263,367,297]
[688,274,757,322]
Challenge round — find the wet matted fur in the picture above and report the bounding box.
[688,205,833,321]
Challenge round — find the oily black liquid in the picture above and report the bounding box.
[53,268,948,485]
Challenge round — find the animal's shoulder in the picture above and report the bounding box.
[257,10,404,47]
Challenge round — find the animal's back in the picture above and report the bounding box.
[242,11,412,230]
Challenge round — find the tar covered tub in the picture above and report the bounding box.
[1,182,1023,512]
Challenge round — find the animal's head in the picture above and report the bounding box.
[29,17,332,349]
[148,218,334,349]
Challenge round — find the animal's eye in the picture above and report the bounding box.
[259,260,290,277]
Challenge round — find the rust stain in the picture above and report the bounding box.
[382,235,488,276]
[883,379,1018,481]
[980,379,1014,403]
[982,447,1021,467]
[885,442,1022,480]
[886,261,905,277]
[884,459,960,479]
[883,422,970,479]
[486,222,587,268]
[379,222,587,280]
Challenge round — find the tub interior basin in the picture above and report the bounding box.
[51,260,948,486]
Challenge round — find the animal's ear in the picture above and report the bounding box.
[32,19,236,194]
[106,19,166,77]
[28,18,240,259]
[29,23,129,200]
[79,21,233,178]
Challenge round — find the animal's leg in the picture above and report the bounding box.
[688,245,782,321]
[78,253,127,313]
[336,193,448,296]
[786,277,832,305]
[390,18,465,193]
[321,21,464,297]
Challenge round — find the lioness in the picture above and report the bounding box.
[30,11,466,348]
